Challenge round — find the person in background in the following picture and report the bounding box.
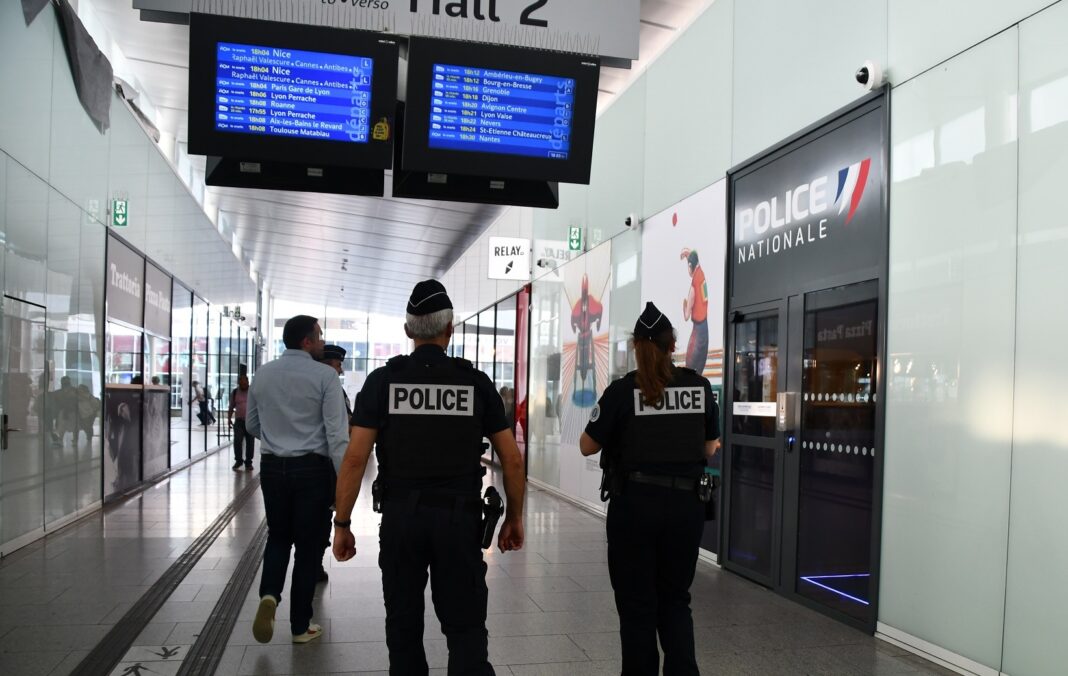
[246,315,348,645]
[320,345,352,419]
[228,374,254,471]
[579,302,720,675]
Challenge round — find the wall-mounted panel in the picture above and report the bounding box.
[644,0,733,217]
[732,0,887,165]
[889,0,1052,83]
[0,0,54,179]
[1003,3,1068,674]
[880,29,1018,671]
[587,76,646,246]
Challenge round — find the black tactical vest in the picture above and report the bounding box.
[376,354,485,480]
[617,368,708,468]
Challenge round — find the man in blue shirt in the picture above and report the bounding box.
[246,315,349,644]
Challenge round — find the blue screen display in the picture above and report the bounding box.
[214,42,374,143]
[427,64,575,160]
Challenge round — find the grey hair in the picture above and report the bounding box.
[405,309,454,340]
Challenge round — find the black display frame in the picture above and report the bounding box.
[187,13,399,169]
[402,37,600,184]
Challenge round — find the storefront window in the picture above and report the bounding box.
[191,296,211,455]
[171,283,192,467]
[103,323,142,497]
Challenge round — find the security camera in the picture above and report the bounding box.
[536,258,555,269]
[855,60,885,91]
[623,213,637,229]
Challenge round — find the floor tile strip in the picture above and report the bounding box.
[69,476,262,676]
[177,516,269,676]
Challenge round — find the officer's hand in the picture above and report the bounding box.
[333,527,356,562]
[497,516,524,552]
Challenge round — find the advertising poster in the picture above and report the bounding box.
[641,180,727,385]
[641,180,728,551]
[104,386,142,497]
[557,242,612,507]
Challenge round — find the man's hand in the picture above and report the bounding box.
[497,516,524,552]
[333,527,356,562]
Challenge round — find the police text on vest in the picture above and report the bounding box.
[389,384,475,416]
[633,388,705,416]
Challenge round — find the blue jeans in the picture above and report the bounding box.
[258,453,333,635]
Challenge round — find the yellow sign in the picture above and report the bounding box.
[372,117,391,141]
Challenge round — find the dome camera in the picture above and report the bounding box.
[855,60,885,91]
[623,213,638,229]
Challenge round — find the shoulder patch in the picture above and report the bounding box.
[589,404,601,423]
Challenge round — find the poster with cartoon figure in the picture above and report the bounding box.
[557,241,612,507]
[641,180,727,386]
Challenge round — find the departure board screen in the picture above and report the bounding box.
[214,42,374,143]
[427,64,575,160]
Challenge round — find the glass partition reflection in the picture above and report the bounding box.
[103,323,142,497]
[170,283,192,466]
[142,334,171,480]
[191,297,210,456]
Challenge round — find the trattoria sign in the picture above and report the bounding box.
[137,0,640,60]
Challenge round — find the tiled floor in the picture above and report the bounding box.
[1,453,957,675]
[0,448,253,676]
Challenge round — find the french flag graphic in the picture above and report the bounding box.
[834,158,872,224]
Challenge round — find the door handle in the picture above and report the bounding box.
[2,414,21,451]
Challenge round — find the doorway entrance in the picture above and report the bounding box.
[1,296,47,555]
[721,91,888,631]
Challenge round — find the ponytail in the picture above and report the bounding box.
[633,330,675,406]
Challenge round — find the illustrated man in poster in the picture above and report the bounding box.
[571,273,604,388]
[680,248,709,374]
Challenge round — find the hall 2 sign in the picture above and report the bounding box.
[155,0,639,60]
[488,237,530,281]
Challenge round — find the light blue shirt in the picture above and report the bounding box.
[246,349,349,472]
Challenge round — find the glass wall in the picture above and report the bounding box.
[170,283,192,467]
[191,296,210,456]
[142,334,171,480]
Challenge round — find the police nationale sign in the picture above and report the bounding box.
[729,98,887,305]
[488,236,530,281]
[138,0,641,60]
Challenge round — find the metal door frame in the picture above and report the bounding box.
[720,298,787,589]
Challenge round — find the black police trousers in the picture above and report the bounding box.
[379,493,493,676]
[607,481,705,675]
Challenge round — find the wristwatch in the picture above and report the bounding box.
[333,518,351,529]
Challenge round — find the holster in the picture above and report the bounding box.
[371,478,384,514]
[598,451,625,502]
[480,487,504,549]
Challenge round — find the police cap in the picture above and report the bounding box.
[634,302,673,340]
[322,345,346,361]
[407,280,453,316]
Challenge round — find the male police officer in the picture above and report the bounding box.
[321,344,352,418]
[332,280,526,675]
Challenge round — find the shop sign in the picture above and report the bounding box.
[488,236,530,281]
[106,235,145,328]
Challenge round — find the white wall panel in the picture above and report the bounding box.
[0,1,54,179]
[881,29,1018,671]
[587,76,646,246]
[644,0,733,217]
[1003,3,1068,673]
[732,0,887,164]
[889,0,1054,83]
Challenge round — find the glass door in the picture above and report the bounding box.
[785,280,879,625]
[723,281,881,628]
[1,298,47,554]
[722,301,784,585]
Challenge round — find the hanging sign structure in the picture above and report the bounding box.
[135,0,641,61]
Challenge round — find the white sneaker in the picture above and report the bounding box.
[252,595,277,643]
[292,623,323,644]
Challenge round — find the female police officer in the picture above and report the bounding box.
[579,302,720,675]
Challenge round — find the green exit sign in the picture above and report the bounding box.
[567,226,582,251]
[111,199,128,227]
